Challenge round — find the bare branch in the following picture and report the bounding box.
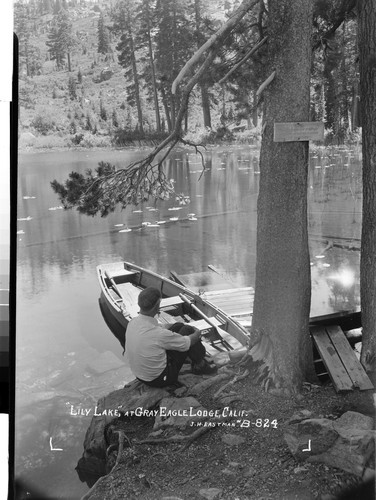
[218,36,268,84]
[172,0,261,94]
[256,70,276,98]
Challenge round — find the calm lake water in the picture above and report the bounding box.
[15,145,362,499]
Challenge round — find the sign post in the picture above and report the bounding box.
[273,122,324,142]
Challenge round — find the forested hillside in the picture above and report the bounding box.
[14,0,361,150]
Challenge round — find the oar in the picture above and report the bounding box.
[179,293,233,351]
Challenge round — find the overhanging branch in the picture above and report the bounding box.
[172,0,261,94]
[218,36,268,84]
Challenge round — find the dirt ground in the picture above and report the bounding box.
[84,366,375,500]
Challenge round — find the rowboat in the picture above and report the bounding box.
[97,261,252,354]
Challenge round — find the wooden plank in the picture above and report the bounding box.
[326,325,374,390]
[160,296,184,308]
[310,326,354,392]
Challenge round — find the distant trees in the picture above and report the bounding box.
[46,9,76,71]
[97,13,110,55]
[113,0,144,133]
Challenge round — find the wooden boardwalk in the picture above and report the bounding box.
[310,324,374,392]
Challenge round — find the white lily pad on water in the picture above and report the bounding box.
[119,228,132,233]
[114,223,124,227]
[315,255,325,259]
[170,217,179,221]
[17,216,33,221]
[23,196,36,199]
[142,221,151,226]
[133,209,143,213]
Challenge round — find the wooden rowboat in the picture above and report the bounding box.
[97,261,251,354]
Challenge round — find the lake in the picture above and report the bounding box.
[15,144,362,499]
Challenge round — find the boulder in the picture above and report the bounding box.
[284,411,375,477]
[77,380,169,485]
[284,418,338,461]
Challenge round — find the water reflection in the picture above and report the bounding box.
[16,145,361,498]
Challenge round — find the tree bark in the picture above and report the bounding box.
[251,0,314,392]
[358,0,376,371]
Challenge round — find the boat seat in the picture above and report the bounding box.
[160,296,184,308]
[105,269,138,281]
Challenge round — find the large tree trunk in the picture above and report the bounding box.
[250,0,314,393]
[358,0,376,371]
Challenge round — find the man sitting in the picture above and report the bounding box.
[125,287,217,387]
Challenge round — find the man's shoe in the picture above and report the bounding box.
[192,360,218,375]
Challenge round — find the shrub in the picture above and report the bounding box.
[31,113,56,135]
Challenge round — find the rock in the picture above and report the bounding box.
[173,386,188,397]
[363,467,375,481]
[243,467,257,477]
[284,418,338,460]
[285,412,376,477]
[308,428,376,476]
[153,396,207,430]
[221,433,246,446]
[333,411,374,433]
[77,380,169,485]
[222,468,236,476]
[199,488,223,500]
[86,351,124,374]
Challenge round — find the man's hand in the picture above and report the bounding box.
[189,328,202,346]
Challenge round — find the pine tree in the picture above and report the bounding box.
[113,1,144,133]
[97,13,110,54]
[154,0,195,130]
[68,76,77,100]
[46,9,76,71]
[100,99,108,121]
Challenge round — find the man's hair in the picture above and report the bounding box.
[138,287,161,311]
